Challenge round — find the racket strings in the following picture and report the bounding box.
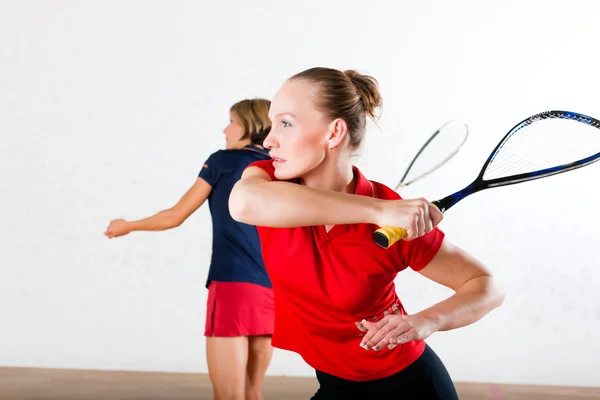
[486,128,596,179]
[488,130,579,177]
[483,118,600,180]
[400,121,469,186]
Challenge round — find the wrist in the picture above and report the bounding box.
[416,309,445,333]
[369,198,385,226]
[125,220,137,232]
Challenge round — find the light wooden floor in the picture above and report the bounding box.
[1,367,599,400]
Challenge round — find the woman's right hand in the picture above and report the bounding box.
[105,219,133,238]
[374,198,444,241]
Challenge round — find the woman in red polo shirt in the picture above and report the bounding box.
[229,68,505,399]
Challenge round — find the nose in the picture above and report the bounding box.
[262,131,276,149]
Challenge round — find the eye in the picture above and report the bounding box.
[282,120,292,128]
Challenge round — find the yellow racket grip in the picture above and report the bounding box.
[373,226,408,249]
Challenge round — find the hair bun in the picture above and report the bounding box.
[344,70,382,119]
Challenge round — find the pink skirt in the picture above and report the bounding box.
[204,281,275,337]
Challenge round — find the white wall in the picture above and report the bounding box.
[1,0,599,388]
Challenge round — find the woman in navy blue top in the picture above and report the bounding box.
[105,99,274,400]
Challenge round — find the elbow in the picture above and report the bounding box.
[165,215,184,229]
[164,209,185,229]
[229,184,253,224]
[496,286,506,308]
[487,274,506,310]
[170,217,184,228]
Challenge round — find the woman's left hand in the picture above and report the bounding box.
[360,314,439,351]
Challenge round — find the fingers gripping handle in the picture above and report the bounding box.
[373,200,443,249]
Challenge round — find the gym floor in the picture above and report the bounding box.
[1,367,599,400]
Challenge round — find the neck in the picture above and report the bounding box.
[231,139,253,150]
[301,154,356,194]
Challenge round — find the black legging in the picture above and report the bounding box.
[310,345,459,400]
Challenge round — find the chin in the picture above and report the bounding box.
[274,162,313,181]
[273,164,297,181]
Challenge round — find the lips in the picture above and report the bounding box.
[271,155,287,164]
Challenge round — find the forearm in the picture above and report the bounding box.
[129,209,181,232]
[230,180,381,227]
[418,276,504,332]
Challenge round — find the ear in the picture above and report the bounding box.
[326,118,349,149]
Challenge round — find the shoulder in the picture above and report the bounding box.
[352,165,401,201]
[249,158,275,169]
[204,149,227,164]
[207,149,267,167]
[223,148,271,161]
[245,159,277,180]
[369,180,402,201]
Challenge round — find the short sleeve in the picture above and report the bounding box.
[198,151,225,186]
[396,228,445,272]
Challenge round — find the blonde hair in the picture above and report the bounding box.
[230,99,272,145]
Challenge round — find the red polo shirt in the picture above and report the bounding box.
[247,159,445,381]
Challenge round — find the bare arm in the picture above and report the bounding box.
[415,240,505,331]
[105,177,212,238]
[361,240,505,350]
[229,167,443,238]
[229,167,379,226]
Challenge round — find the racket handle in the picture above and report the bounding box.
[372,200,443,249]
[373,226,408,248]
